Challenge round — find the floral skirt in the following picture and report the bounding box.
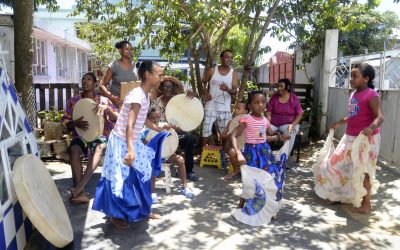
[92,132,167,222]
[314,133,380,208]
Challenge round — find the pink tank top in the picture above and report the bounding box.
[346,88,380,136]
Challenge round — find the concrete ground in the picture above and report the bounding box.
[26,140,400,250]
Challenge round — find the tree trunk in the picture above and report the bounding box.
[187,55,196,92]
[192,49,202,95]
[237,0,281,102]
[237,69,251,102]
[14,0,34,112]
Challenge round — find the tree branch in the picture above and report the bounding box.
[250,0,281,62]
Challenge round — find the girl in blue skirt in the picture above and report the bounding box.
[231,91,290,226]
[93,61,167,229]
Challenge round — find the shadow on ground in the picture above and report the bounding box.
[25,140,400,249]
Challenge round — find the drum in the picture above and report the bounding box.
[228,114,247,150]
[146,124,179,158]
[120,81,141,102]
[165,94,204,132]
[12,155,73,247]
[72,98,104,142]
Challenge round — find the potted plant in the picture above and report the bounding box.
[37,107,64,141]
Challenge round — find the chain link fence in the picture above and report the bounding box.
[330,48,400,90]
[16,85,37,129]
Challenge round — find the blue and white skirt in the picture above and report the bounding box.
[92,132,167,222]
[232,142,289,226]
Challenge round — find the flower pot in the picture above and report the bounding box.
[37,141,52,158]
[44,121,63,141]
[53,140,68,156]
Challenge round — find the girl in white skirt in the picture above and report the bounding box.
[314,63,384,214]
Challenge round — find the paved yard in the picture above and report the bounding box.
[26,141,400,249]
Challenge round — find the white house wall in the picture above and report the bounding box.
[0,25,14,82]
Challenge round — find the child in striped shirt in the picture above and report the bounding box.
[231,90,290,226]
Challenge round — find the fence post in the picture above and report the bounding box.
[319,29,339,137]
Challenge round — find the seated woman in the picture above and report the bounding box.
[61,72,118,204]
[266,78,303,154]
[152,76,199,181]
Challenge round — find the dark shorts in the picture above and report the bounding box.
[68,136,108,156]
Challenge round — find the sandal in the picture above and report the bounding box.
[179,187,195,199]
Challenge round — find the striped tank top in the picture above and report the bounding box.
[112,87,149,143]
[240,114,270,144]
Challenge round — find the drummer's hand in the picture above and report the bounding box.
[186,90,198,99]
[73,116,89,131]
[204,93,212,102]
[220,82,229,92]
[281,134,291,141]
[94,104,109,116]
[162,123,172,131]
[170,123,181,132]
[123,151,135,167]
[112,96,123,107]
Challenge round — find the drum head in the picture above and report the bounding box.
[146,127,179,158]
[72,98,104,142]
[165,94,204,132]
[120,81,141,102]
[228,114,247,150]
[12,155,73,248]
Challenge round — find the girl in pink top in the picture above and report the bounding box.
[314,63,384,214]
[93,61,167,229]
[231,91,290,225]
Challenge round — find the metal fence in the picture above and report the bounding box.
[330,48,400,90]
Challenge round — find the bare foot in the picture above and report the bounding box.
[69,191,89,204]
[148,213,161,220]
[325,199,339,205]
[352,205,371,214]
[223,172,240,181]
[272,214,278,220]
[110,217,129,229]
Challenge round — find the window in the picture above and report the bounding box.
[32,38,48,76]
[55,45,66,77]
[77,51,88,79]
[146,30,156,47]
[56,46,74,78]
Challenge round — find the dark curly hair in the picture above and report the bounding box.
[353,63,376,89]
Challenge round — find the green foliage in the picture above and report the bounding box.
[274,0,399,63]
[163,68,189,82]
[37,109,64,123]
[0,0,59,11]
[339,10,400,55]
